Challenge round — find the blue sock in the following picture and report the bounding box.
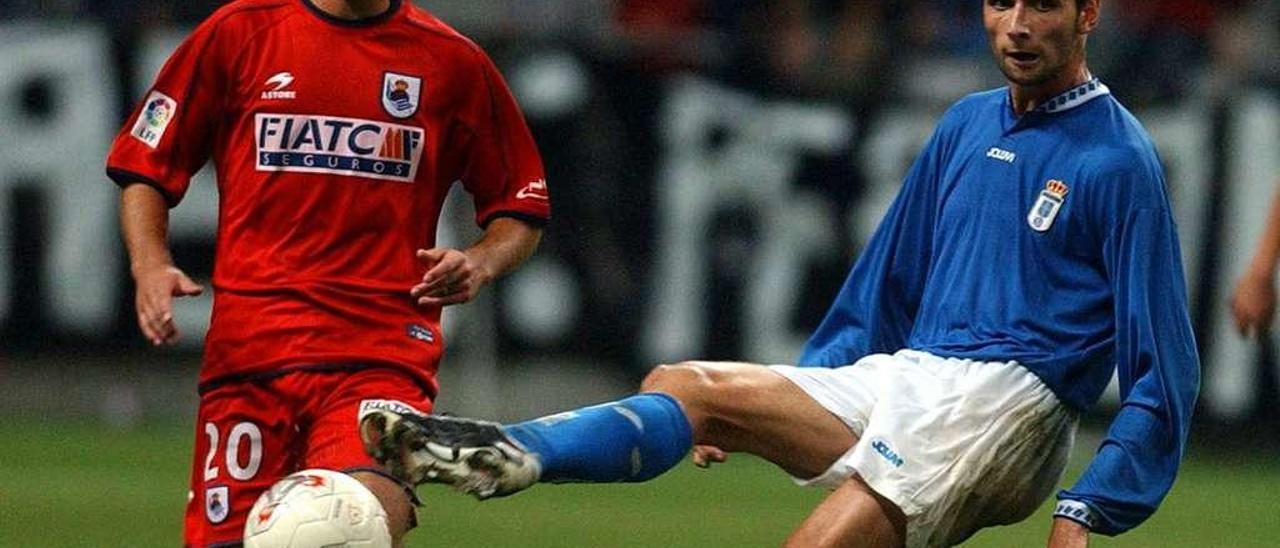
[502,393,693,483]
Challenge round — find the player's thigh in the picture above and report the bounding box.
[642,361,857,478]
[184,383,297,547]
[787,476,906,548]
[303,367,434,535]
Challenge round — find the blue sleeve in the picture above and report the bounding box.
[1058,196,1200,534]
[797,122,946,367]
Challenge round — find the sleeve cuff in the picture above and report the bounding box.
[480,210,548,229]
[1053,499,1099,530]
[106,167,179,207]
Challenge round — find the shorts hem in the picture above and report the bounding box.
[769,365,868,436]
[849,463,924,518]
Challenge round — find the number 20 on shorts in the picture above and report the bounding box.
[204,421,264,481]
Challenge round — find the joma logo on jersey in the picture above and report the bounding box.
[986,147,1016,163]
[255,114,424,182]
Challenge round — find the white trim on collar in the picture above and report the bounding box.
[1034,78,1110,114]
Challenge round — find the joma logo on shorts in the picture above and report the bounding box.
[870,438,905,468]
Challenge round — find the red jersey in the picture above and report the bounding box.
[106,0,549,395]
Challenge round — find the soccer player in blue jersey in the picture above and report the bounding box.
[361,1,1199,546]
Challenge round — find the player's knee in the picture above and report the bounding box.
[640,361,747,421]
[642,362,713,402]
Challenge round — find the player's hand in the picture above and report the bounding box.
[411,248,492,307]
[1046,518,1089,548]
[132,264,203,346]
[691,444,728,468]
[1230,267,1276,339]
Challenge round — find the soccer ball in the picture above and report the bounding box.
[243,469,392,548]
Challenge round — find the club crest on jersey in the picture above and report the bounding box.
[1028,179,1069,232]
[382,72,422,119]
[255,113,425,182]
[206,486,230,524]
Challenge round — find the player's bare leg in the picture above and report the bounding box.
[639,361,856,479]
[785,476,906,548]
[362,360,863,482]
[361,361,904,544]
[642,362,906,546]
[349,471,416,548]
[361,362,854,489]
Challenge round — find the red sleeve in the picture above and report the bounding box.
[105,17,231,207]
[457,50,550,228]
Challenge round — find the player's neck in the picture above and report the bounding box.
[310,0,391,20]
[1008,63,1092,117]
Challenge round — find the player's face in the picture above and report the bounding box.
[984,0,1098,87]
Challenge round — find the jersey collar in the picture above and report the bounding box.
[301,0,402,27]
[1032,77,1110,114]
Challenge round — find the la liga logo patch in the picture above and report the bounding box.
[130,90,177,149]
[381,72,421,119]
[1028,179,1069,232]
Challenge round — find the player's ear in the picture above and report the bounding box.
[1077,0,1101,35]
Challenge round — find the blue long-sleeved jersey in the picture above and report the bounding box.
[799,79,1200,536]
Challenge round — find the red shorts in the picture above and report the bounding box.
[182,366,433,547]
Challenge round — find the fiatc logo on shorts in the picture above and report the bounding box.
[255,114,424,182]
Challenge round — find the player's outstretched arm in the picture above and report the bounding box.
[410,217,541,307]
[120,183,203,345]
[1230,178,1280,338]
[1057,177,1199,536]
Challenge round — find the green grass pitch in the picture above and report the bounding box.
[1,420,1276,547]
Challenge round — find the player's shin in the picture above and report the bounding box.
[504,393,693,483]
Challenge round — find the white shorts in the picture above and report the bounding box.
[770,349,1077,548]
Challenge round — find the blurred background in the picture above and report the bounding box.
[1,0,1278,546]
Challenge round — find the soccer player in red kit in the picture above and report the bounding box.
[106,0,550,545]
